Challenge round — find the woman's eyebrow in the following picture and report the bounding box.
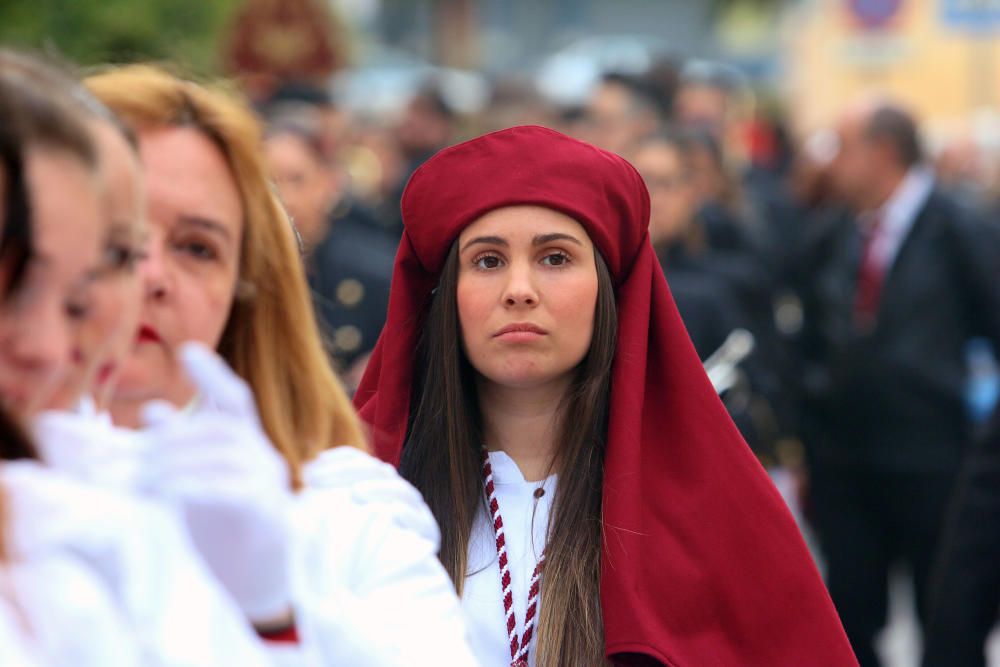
[533,232,583,247]
[460,235,507,253]
[177,214,233,243]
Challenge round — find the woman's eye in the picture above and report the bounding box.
[65,299,90,321]
[104,244,147,273]
[541,252,570,267]
[177,240,217,261]
[474,254,503,270]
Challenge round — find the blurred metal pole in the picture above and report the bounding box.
[431,0,480,68]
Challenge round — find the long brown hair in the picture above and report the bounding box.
[85,66,366,485]
[401,239,617,666]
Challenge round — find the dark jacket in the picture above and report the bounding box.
[923,409,1000,667]
[799,190,1000,470]
[308,201,396,372]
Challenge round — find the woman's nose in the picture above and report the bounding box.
[502,263,539,307]
[141,240,169,301]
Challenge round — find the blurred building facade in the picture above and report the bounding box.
[372,0,723,70]
[784,0,1000,135]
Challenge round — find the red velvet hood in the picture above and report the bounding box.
[355,125,856,666]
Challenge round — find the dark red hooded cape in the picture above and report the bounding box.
[354,125,856,666]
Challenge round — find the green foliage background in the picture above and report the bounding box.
[0,0,243,74]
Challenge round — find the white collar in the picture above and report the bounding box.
[485,450,558,488]
[864,166,934,269]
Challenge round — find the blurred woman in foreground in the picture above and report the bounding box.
[0,52,270,666]
[83,64,477,664]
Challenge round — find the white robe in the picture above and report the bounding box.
[1,460,269,667]
[287,446,480,666]
[1,514,137,667]
[33,406,481,667]
[461,451,557,667]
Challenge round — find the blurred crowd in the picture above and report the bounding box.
[1,25,1000,664]
[259,54,1000,666]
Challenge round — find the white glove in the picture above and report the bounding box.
[33,406,147,491]
[139,342,293,624]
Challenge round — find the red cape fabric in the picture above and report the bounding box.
[354,126,856,666]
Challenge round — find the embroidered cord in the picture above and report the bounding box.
[483,453,546,666]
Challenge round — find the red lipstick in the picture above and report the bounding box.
[136,324,161,344]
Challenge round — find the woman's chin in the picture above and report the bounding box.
[480,363,573,392]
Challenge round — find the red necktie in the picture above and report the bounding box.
[854,214,884,329]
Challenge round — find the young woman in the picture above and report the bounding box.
[0,54,271,667]
[84,64,478,664]
[0,50,153,486]
[355,125,858,667]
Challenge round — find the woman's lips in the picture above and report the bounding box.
[136,325,161,344]
[494,322,548,342]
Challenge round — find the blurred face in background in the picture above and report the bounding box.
[110,126,243,425]
[44,122,147,411]
[265,131,336,250]
[396,93,453,160]
[674,83,730,138]
[828,112,880,212]
[633,140,698,246]
[0,145,104,417]
[343,124,406,206]
[585,79,659,158]
[687,138,729,206]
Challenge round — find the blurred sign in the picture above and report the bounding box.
[848,0,904,28]
[942,0,1000,30]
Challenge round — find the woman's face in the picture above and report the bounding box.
[110,126,243,421]
[456,206,598,391]
[264,133,335,249]
[44,123,147,411]
[633,142,697,246]
[0,146,105,417]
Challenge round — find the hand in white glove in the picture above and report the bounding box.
[139,342,293,625]
[33,407,147,491]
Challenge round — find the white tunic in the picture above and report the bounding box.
[1,460,269,667]
[0,522,138,667]
[33,406,481,666]
[288,446,480,666]
[461,451,557,667]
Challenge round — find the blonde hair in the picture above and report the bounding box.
[85,65,366,485]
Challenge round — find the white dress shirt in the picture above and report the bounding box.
[863,165,935,274]
[461,451,557,667]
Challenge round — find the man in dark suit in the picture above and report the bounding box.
[798,101,1000,666]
